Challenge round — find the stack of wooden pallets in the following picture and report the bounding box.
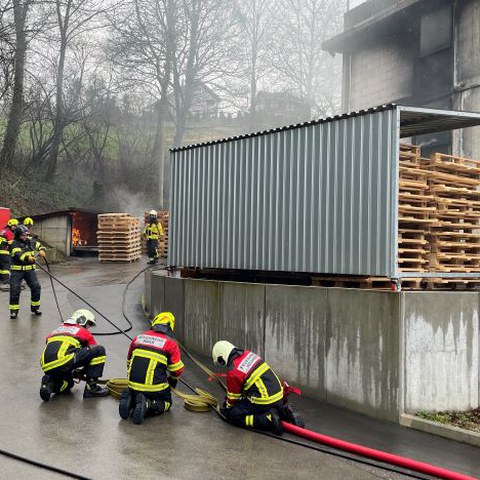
[424,153,480,273]
[97,213,141,262]
[398,144,436,275]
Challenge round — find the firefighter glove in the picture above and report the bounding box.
[39,250,46,258]
[167,376,178,389]
[27,255,35,263]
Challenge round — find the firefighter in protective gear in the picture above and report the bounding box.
[212,340,305,435]
[144,210,163,265]
[119,311,184,424]
[0,219,18,290]
[40,309,109,401]
[9,225,45,319]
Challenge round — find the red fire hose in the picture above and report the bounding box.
[282,422,479,480]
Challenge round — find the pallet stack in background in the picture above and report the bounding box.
[97,213,141,262]
[143,210,169,258]
[398,145,480,287]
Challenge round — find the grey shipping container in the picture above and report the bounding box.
[169,104,480,279]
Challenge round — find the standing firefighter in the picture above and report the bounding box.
[119,312,184,424]
[144,210,163,265]
[9,225,45,319]
[212,341,305,435]
[0,218,18,290]
[40,309,109,401]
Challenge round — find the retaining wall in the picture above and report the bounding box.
[145,271,480,423]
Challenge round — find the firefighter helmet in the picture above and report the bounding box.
[7,218,19,227]
[212,340,236,366]
[69,309,96,328]
[149,210,157,217]
[14,225,29,238]
[151,311,175,331]
[23,217,34,226]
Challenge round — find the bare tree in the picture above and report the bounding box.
[171,0,237,146]
[272,0,346,117]
[107,0,179,206]
[0,0,15,108]
[0,0,33,168]
[43,0,108,179]
[232,0,277,131]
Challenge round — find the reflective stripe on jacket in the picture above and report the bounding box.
[226,350,284,407]
[127,329,184,392]
[144,222,163,240]
[41,323,97,372]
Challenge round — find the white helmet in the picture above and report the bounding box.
[212,340,236,366]
[68,309,96,328]
[149,210,157,217]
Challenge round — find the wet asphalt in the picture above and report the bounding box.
[0,257,478,480]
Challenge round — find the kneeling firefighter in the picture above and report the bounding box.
[40,309,109,401]
[119,312,184,424]
[212,341,305,435]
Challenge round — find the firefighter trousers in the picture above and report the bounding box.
[146,239,159,261]
[9,269,41,313]
[0,254,10,283]
[225,398,283,430]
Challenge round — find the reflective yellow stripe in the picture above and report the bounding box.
[127,380,169,392]
[42,353,75,371]
[0,270,9,274]
[31,301,40,307]
[164,401,171,411]
[89,356,106,366]
[20,251,34,261]
[60,380,69,392]
[227,392,242,400]
[132,350,168,365]
[11,265,35,270]
[245,415,254,427]
[0,250,9,254]
[244,363,269,390]
[48,336,81,349]
[168,360,184,372]
[9,304,19,310]
[256,378,269,399]
[11,248,21,254]
[249,389,284,405]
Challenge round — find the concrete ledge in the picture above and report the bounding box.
[400,413,480,448]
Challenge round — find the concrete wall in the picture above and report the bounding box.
[402,292,479,413]
[35,216,70,255]
[146,272,480,422]
[349,42,414,111]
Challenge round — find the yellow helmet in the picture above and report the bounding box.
[7,218,19,227]
[151,311,175,331]
[23,217,34,226]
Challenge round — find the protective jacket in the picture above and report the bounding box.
[226,350,284,407]
[127,328,184,393]
[0,228,14,255]
[10,238,45,271]
[144,222,163,240]
[41,323,97,372]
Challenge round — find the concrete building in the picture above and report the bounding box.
[323,0,480,158]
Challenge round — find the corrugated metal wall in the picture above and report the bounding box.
[170,108,398,277]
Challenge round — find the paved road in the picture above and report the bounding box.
[0,258,478,480]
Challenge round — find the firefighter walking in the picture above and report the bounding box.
[9,224,45,319]
[119,312,184,424]
[144,210,163,264]
[212,340,305,435]
[0,218,18,291]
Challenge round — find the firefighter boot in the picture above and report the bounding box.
[132,393,147,425]
[146,399,167,417]
[10,310,18,319]
[119,389,134,420]
[40,374,55,402]
[31,307,42,316]
[278,404,305,428]
[266,409,283,435]
[83,380,109,398]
